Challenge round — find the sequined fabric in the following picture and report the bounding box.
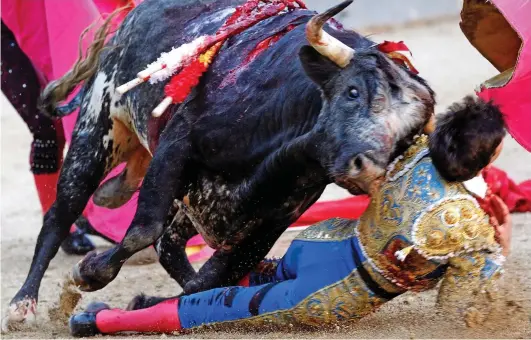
[1,21,61,174]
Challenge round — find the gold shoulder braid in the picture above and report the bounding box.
[409,195,499,261]
[386,134,429,182]
[295,218,358,242]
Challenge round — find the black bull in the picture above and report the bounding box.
[5,0,435,325]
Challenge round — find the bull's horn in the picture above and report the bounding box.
[306,0,355,68]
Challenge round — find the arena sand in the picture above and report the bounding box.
[1,19,530,339]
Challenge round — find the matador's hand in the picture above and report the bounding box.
[488,195,512,257]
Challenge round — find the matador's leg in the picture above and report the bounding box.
[127,235,299,311]
[69,227,398,336]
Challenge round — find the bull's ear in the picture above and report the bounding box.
[299,45,341,88]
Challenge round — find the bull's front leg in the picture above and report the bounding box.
[183,221,288,294]
[155,206,198,287]
[73,123,192,292]
[183,139,325,294]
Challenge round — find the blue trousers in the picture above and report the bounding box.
[178,223,401,329]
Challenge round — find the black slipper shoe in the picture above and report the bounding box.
[61,228,95,256]
[69,302,110,337]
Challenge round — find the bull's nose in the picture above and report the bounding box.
[348,154,366,177]
[348,152,385,178]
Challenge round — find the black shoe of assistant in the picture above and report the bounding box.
[61,228,95,256]
[69,302,110,337]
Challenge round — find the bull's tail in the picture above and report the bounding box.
[54,89,85,116]
[39,6,130,117]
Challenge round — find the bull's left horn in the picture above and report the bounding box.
[306,0,355,68]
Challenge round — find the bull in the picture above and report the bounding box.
[4,0,435,328]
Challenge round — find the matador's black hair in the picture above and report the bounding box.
[429,96,506,182]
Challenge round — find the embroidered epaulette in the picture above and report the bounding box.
[401,195,499,262]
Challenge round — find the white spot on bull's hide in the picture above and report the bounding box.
[86,72,109,122]
[102,128,113,150]
[104,67,152,155]
[107,68,121,117]
[122,96,150,153]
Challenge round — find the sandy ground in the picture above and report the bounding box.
[1,19,531,339]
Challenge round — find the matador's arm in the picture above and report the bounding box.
[409,196,506,325]
[436,251,504,325]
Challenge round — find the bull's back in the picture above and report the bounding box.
[99,0,372,160]
[103,0,312,154]
[100,0,242,148]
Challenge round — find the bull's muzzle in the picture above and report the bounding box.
[346,152,386,193]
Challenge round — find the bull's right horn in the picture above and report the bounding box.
[306,0,355,68]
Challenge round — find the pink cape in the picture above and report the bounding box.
[462,0,531,152]
[1,0,139,243]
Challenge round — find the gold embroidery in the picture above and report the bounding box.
[386,134,429,181]
[295,218,358,242]
[413,197,497,260]
[291,270,388,326]
[442,208,460,226]
[358,161,462,271]
[356,135,479,288]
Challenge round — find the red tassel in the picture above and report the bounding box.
[164,60,208,104]
[377,41,418,74]
[378,40,411,54]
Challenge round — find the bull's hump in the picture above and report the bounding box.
[123,0,240,43]
[110,0,241,145]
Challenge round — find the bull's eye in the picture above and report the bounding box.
[348,87,359,99]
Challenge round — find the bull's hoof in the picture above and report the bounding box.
[69,302,109,337]
[72,251,119,292]
[1,298,37,333]
[93,171,135,209]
